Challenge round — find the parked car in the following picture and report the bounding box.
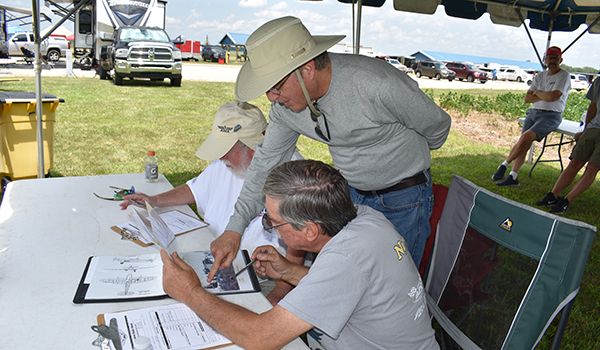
[445,62,488,83]
[384,57,408,72]
[570,74,588,91]
[414,60,455,81]
[496,67,531,83]
[3,32,69,62]
[202,45,226,62]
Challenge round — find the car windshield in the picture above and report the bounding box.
[390,59,400,64]
[435,63,446,69]
[465,64,478,70]
[119,28,170,42]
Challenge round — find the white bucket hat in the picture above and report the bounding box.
[195,101,267,161]
[235,16,345,102]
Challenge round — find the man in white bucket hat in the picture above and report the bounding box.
[121,100,304,304]
[210,16,451,280]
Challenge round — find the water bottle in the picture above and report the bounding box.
[145,151,158,183]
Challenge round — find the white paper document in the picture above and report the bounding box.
[75,250,260,303]
[116,209,208,246]
[102,302,232,350]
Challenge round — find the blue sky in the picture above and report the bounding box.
[8,0,600,69]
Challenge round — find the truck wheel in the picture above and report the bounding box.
[113,71,123,85]
[517,77,522,83]
[467,75,474,82]
[99,65,108,80]
[170,76,182,87]
[46,49,61,62]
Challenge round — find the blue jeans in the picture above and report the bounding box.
[349,171,433,267]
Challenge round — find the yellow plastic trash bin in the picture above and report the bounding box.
[0,92,63,188]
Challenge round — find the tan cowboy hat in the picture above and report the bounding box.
[235,16,345,102]
[195,101,267,161]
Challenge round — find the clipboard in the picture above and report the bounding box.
[97,304,234,350]
[74,250,261,304]
[111,209,209,247]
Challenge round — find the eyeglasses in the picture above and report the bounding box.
[262,211,291,233]
[268,72,293,95]
[310,102,331,142]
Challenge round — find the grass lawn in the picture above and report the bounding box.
[0,76,598,348]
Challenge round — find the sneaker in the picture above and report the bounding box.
[496,175,520,186]
[492,165,507,181]
[534,192,557,206]
[550,197,569,214]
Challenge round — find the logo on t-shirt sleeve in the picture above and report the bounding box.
[393,238,407,261]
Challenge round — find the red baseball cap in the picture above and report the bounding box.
[546,46,562,57]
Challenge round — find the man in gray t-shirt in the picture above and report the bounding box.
[534,76,600,214]
[161,160,439,350]
[209,16,451,280]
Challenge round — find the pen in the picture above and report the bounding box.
[234,250,268,277]
[129,198,145,208]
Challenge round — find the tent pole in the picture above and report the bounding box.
[563,16,600,54]
[352,0,356,53]
[544,16,555,69]
[355,0,363,54]
[32,0,45,179]
[518,10,544,69]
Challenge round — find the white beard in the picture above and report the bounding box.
[223,159,248,179]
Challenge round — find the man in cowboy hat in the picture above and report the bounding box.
[162,160,440,350]
[492,46,571,187]
[208,16,451,280]
[121,100,304,304]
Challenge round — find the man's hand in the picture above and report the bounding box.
[208,230,242,282]
[160,250,203,304]
[120,193,154,210]
[252,245,294,281]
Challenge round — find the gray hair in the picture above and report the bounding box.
[313,52,330,71]
[262,160,357,237]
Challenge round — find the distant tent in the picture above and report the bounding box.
[42,26,73,39]
[219,32,249,62]
[7,25,25,35]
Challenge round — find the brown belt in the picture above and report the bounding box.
[355,170,429,196]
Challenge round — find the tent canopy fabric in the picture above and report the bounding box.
[336,0,600,58]
[339,0,600,33]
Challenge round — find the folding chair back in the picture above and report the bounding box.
[426,175,596,350]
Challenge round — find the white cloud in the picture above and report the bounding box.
[166,16,182,25]
[239,0,267,8]
[271,2,288,11]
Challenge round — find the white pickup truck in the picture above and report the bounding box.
[4,32,70,62]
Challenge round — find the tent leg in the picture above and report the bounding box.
[550,300,574,350]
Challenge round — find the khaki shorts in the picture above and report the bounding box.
[571,127,600,167]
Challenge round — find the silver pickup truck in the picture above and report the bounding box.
[3,32,70,62]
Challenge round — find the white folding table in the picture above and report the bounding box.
[519,117,581,176]
[0,173,308,350]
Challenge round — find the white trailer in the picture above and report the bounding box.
[48,0,167,66]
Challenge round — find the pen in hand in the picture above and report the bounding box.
[129,198,146,208]
[235,250,268,277]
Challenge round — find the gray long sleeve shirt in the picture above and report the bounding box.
[226,53,452,234]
